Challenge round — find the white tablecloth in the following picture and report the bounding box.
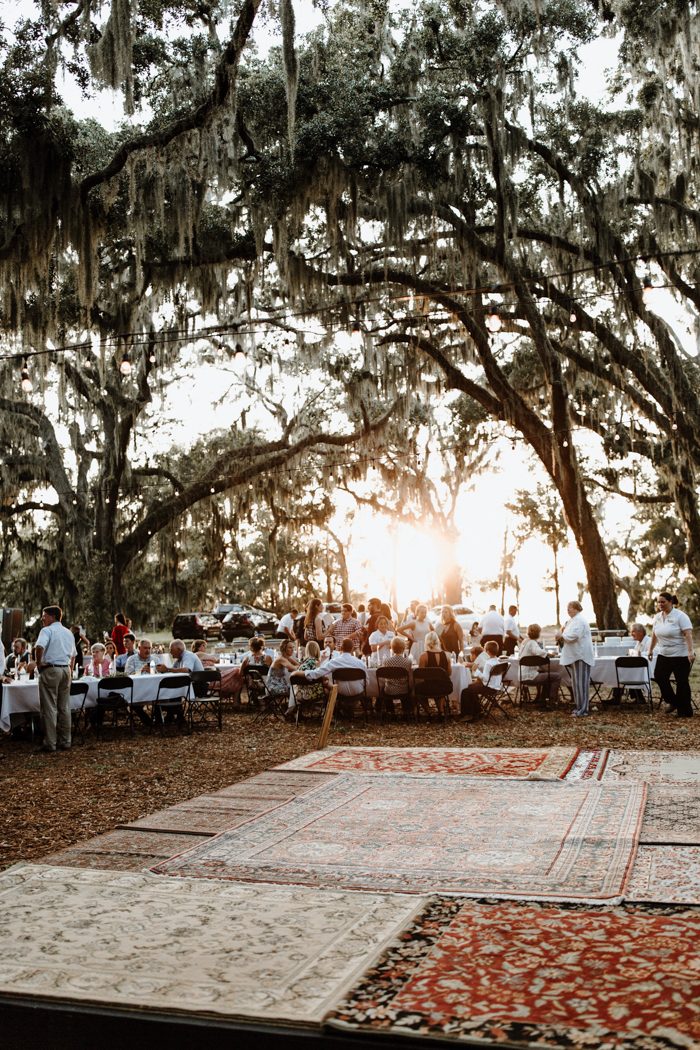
[506,655,656,689]
[0,674,193,733]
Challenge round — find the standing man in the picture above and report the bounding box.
[276,607,299,641]
[34,605,76,753]
[329,603,365,650]
[480,604,505,651]
[503,605,523,656]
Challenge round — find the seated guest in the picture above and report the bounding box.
[125,638,155,675]
[519,624,561,702]
[115,633,136,672]
[156,639,204,674]
[84,642,112,677]
[221,636,274,703]
[368,615,395,665]
[191,639,218,667]
[606,623,651,705]
[418,631,451,672]
[265,639,299,699]
[303,638,367,696]
[468,644,485,672]
[417,631,452,718]
[288,641,326,715]
[5,638,31,674]
[460,641,502,719]
[105,640,117,663]
[379,636,414,718]
[437,606,464,657]
[321,636,335,661]
[468,621,482,646]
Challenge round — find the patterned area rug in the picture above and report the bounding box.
[641,784,700,844]
[276,746,579,779]
[602,750,700,783]
[154,773,645,903]
[122,794,289,835]
[626,845,700,904]
[565,749,609,781]
[0,864,423,1023]
[326,896,700,1049]
[213,770,337,797]
[40,830,207,871]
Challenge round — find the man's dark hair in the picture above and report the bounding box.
[43,605,63,621]
[340,638,355,653]
[124,633,136,642]
[342,602,353,612]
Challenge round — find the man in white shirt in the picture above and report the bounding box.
[303,639,367,696]
[156,640,204,674]
[503,605,522,656]
[276,608,299,640]
[479,605,505,651]
[34,605,76,752]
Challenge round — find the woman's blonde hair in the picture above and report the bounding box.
[441,605,455,623]
[305,640,321,659]
[424,631,441,652]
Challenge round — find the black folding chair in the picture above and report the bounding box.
[331,668,370,721]
[518,655,551,705]
[95,675,134,737]
[289,674,328,724]
[151,674,191,734]
[375,667,411,721]
[243,666,269,709]
[412,667,454,720]
[615,656,653,710]
[188,669,223,730]
[244,668,287,723]
[480,661,512,720]
[69,681,90,742]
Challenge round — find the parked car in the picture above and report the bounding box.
[172,613,222,640]
[220,605,279,641]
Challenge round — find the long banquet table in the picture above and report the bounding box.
[505,654,656,689]
[0,674,193,733]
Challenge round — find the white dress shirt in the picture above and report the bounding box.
[35,621,76,666]
[305,652,367,695]
[504,614,520,639]
[480,610,505,635]
[559,613,594,667]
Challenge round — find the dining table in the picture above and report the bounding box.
[0,673,194,733]
[505,653,656,688]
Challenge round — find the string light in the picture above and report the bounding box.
[642,274,657,305]
[485,309,502,333]
[20,357,32,393]
[350,322,363,351]
[119,351,132,376]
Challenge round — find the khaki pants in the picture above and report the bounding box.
[38,666,72,749]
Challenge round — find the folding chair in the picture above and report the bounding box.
[480,661,512,720]
[331,668,370,721]
[245,669,287,723]
[69,681,90,743]
[413,667,454,720]
[188,669,223,730]
[375,667,411,721]
[243,666,269,709]
[614,656,653,711]
[151,674,191,734]
[289,674,327,725]
[518,655,551,705]
[95,675,134,737]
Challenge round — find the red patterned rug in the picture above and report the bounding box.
[154,774,645,903]
[326,896,700,1048]
[276,746,579,779]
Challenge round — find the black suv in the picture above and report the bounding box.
[172,613,222,640]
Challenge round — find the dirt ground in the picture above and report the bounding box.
[2,700,699,872]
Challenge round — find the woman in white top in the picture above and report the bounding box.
[368,616,395,666]
[556,601,594,717]
[648,592,695,717]
[518,624,561,702]
[398,604,433,660]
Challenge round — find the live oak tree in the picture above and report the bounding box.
[2,0,700,627]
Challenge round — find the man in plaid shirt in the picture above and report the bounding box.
[328,603,364,648]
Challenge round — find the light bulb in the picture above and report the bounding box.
[569,311,577,323]
[119,353,132,376]
[642,275,656,305]
[21,369,33,393]
[486,310,502,333]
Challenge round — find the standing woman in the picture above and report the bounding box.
[304,597,325,645]
[648,592,695,718]
[111,612,129,655]
[398,604,433,660]
[556,601,594,717]
[437,606,464,657]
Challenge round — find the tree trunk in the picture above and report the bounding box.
[552,543,561,628]
[326,529,350,602]
[662,448,700,583]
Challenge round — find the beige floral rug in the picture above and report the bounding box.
[40,830,208,872]
[602,750,700,783]
[275,746,579,779]
[0,864,423,1023]
[626,845,700,904]
[154,773,646,904]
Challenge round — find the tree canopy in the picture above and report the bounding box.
[2,0,700,628]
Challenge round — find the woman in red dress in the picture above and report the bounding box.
[111,612,129,655]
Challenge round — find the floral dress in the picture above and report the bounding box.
[292,657,327,709]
